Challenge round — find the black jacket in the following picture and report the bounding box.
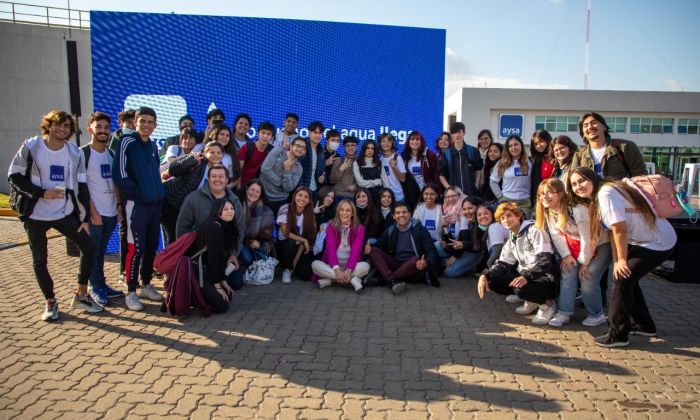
[439,144,483,196]
[375,219,440,287]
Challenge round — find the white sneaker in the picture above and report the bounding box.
[70,294,104,313]
[282,270,292,284]
[125,292,144,311]
[582,313,608,327]
[532,303,557,325]
[515,301,539,315]
[548,312,570,327]
[140,284,164,301]
[505,294,524,304]
[350,277,363,293]
[318,279,332,289]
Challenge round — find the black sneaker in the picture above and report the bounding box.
[594,333,629,348]
[70,294,104,313]
[363,276,383,287]
[391,282,406,295]
[629,326,657,337]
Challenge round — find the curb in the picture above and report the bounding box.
[0,208,17,217]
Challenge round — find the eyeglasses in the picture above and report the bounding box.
[445,194,459,199]
[539,190,560,197]
[292,144,306,149]
[212,120,224,124]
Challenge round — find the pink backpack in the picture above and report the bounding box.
[624,175,682,218]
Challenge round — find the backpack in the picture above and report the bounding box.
[163,252,212,317]
[9,150,33,216]
[153,231,199,275]
[153,231,212,317]
[624,175,682,219]
[80,144,115,169]
[244,140,273,177]
[443,145,475,167]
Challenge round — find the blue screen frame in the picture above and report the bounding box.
[91,12,446,151]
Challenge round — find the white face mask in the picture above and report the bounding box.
[327,141,339,152]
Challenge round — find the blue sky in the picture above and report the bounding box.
[26,0,700,95]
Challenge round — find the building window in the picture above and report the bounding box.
[678,118,699,135]
[603,116,627,133]
[630,117,674,134]
[534,116,578,132]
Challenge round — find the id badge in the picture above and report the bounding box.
[384,166,390,176]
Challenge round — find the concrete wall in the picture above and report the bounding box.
[445,88,700,148]
[0,22,93,194]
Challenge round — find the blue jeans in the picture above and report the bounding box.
[88,215,118,288]
[435,241,481,278]
[557,242,611,316]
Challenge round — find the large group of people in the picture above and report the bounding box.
[8,108,677,348]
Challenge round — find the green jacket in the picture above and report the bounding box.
[571,138,647,180]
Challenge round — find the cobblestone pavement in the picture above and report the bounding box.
[0,222,698,419]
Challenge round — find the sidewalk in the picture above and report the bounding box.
[0,219,698,419]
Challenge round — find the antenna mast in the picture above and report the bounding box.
[584,0,591,89]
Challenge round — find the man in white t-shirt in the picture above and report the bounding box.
[82,112,124,306]
[8,110,103,321]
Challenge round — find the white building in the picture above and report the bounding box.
[445,88,700,179]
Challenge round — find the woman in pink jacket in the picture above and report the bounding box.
[311,199,369,292]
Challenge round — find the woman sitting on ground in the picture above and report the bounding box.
[377,187,396,235]
[474,204,508,271]
[238,179,275,268]
[312,199,369,292]
[191,197,245,314]
[354,188,382,244]
[436,196,484,278]
[276,186,316,284]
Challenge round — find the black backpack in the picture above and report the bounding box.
[9,151,33,216]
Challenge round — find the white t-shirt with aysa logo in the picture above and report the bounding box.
[30,140,74,221]
[490,159,532,201]
[85,148,118,217]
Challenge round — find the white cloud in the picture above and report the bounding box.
[664,79,686,92]
[444,47,569,97]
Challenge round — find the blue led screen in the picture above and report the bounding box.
[91,12,446,151]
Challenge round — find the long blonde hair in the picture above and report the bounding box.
[498,134,529,177]
[330,199,359,232]
[534,179,569,230]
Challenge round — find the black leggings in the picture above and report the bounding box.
[487,265,557,305]
[607,245,672,339]
[276,239,313,280]
[24,216,95,299]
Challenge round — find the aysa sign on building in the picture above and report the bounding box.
[499,114,524,138]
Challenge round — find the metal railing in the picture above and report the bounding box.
[0,1,89,29]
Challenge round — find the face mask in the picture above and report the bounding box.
[328,142,339,152]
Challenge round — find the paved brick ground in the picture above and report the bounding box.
[0,219,699,419]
